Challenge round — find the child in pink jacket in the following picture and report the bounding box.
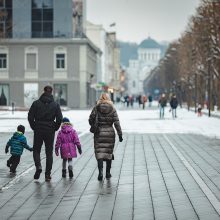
[55,117,82,178]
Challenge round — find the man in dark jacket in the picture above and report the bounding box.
[28,85,63,181]
[170,94,178,118]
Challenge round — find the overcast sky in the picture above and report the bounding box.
[87,0,201,44]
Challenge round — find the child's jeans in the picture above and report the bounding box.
[8,155,21,172]
[63,158,73,170]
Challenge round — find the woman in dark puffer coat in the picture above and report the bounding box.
[89,93,123,181]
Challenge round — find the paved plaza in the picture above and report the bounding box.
[0,131,220,220]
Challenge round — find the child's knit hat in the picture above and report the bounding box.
[62,117,70,123]
[17,125,25,134]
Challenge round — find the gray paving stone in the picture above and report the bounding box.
[0,133,220,219]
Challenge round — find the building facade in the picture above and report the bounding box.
[0,0,98,108]
[127,37,161,95]
[86,22,121,101]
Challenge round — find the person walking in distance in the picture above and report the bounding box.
[170,94,178,118]
[55,117,82,178]
[89,93,123,181]
[28,85,63,181]
[159,93,167,119]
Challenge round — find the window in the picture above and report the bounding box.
[32,0,53,8]
[43,9,53,20]
[25,46,38,71]
[24,83,38,107]
[0,0,12,37]
[43,0,53,8]
[0,53,7,69]
[32,0,53,38]
[56,54,65,69]
[0,84,9,106]
[5,0,12,8]
[0,0,5,8]
[54,84,67,106]
[0,22,5,34]
[26,54,37,70]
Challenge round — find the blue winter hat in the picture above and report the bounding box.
[62,117,70,123]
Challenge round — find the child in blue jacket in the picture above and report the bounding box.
[5,125,33,173]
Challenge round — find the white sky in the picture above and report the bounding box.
[0,104,219,139]
[87,0,201,43]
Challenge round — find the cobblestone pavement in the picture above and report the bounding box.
[0,132,220,220]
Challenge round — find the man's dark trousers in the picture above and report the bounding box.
[33,131,55,175]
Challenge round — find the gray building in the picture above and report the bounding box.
[0,0,99,108]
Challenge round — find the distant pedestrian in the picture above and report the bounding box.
[148,94,153,107]
[55,117,82,178]
[28,85,63,181]
[138,95,142,108]
[5,125,33,174]
[197,104,202,117]
[89,93,123,181]
[130,95,134,107]
[159,93,167,118]
[170,94,178,118]
[142,95,147,109]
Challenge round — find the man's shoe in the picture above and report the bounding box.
[10,168,16,174]
[106,172,112,179]
[34,169,42,180]
[45,174,52,182]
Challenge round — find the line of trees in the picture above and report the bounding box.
[145,0,220,112]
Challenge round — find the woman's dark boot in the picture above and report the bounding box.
[62,169,66,178]
[97,159,103,181]
[106,160,112,179]
[98,168,103,181]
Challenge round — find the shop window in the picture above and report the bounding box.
[54,84,67,106]
[0,84,9,105]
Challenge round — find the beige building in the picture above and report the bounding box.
[86,21,121,100]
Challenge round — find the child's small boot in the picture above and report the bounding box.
[62,169,66,178]
[68,165,73,178]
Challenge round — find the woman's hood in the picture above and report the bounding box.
[97,101,114,114]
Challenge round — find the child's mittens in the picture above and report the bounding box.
[77,145,82,155]
[55,148,59,156]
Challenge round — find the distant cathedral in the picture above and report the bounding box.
[127,37,161,95]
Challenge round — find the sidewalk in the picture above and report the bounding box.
[0,132,220,219]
